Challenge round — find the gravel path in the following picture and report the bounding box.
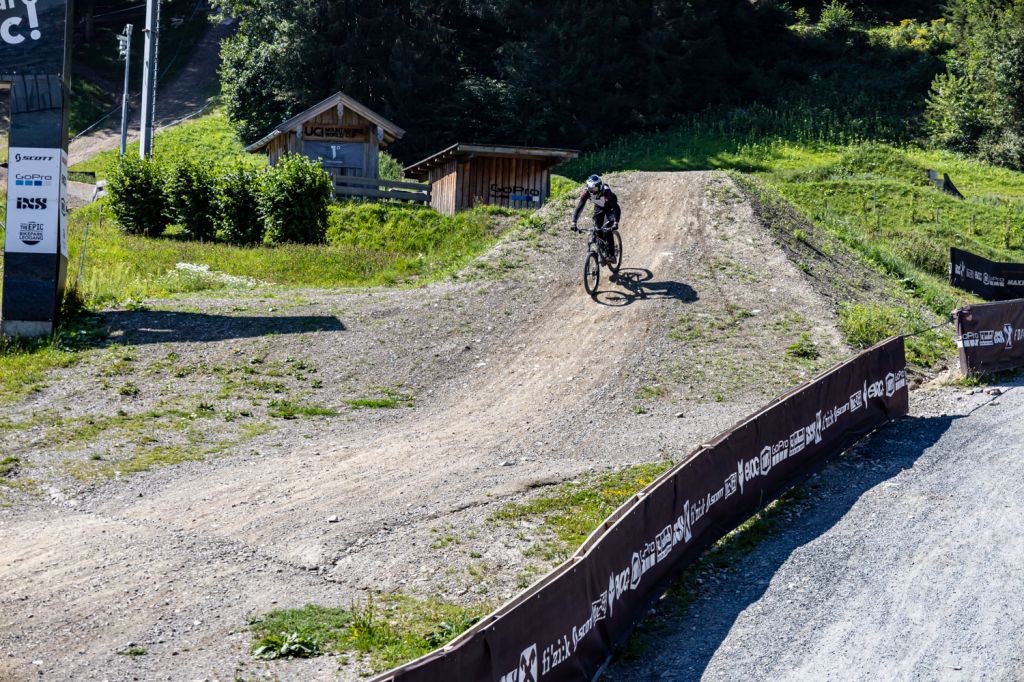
[0,171,913,681]
[67,17,233,167]
[604,380,1024,682]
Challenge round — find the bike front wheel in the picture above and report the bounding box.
[609,231,623,274]
[583,251,600,297]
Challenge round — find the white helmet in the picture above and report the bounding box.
[585,174,604,197]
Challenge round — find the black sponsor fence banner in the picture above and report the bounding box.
[949,247,1024,301]
[371,337,909,682]
[953,299,1024,374]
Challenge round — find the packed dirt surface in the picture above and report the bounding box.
[67,17,233,167]
[606,379,1024,682]
[0,171,921,681]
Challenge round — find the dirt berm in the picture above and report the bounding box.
[1,171,886,680]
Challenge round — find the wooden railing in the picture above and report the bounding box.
[333,175,431,204]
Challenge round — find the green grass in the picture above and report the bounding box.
[267,400,338,419]
[249,595,487,669]
[344,386,415,410]
[70,110,261,180]
[0,456,19,478]
[491,462,673,563]
[69,77,116,138]
[33,199,514,305]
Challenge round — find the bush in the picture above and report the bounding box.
[379,152,404,181]
[818,1,855,37]
[925,72,989,155]
[260,154,333,245]
[215,166,265,245]
[166,159,217,241]
[107,155,171,237]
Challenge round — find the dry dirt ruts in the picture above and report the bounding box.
[1,172,875,681]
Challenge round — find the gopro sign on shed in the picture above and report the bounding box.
[5,147,65,254]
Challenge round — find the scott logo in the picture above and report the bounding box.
[14,153,53,162]
[16,197,47,210]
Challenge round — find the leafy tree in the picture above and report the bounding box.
[927,0,1024,168]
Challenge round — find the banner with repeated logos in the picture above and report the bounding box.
[371,337,909,682]
[949,247,1024,302]
[953,300,1024,374]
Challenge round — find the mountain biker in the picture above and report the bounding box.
[572,175,620,261]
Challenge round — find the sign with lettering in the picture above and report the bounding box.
[954,300,1024,374]
[950,247,1024,301]
[0,0,70,74]
[4,146,65,254]
[302,124,368,142]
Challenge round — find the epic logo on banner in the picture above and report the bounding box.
[5,146,65,255]
[1,0,42,46]
[0,0,69,74]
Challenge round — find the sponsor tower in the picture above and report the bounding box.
[2,0,74,336]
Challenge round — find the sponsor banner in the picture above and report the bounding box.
[953,300,1024,374]
[4,146,62,255]
[302,124,368,142]
[371,337,909,682]
[949,247,1024,301]
[0,0,70,74]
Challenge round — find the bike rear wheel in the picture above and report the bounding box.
[583,251,600,297]
[610,230,623,274]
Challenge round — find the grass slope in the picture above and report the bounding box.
[561,106,1024,357]
[70,110,261,179]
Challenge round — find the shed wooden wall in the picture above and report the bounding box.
[266,106,380,180]
[429,156,552,215]
[428,159,459,215]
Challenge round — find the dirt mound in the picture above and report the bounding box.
[0,172,861,681]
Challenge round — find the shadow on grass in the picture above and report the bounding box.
[605,414,960,681]
[101,310,344,345]
[592,268,699,307]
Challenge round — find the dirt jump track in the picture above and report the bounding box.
[0,172,1007,681]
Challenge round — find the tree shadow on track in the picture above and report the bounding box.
[603,414,961,682]
[592,268,698,307]
[100,310,345,345]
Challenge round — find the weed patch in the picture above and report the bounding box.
[491,462,673,563]
[249,595,487,670]
[345,387,415,410]
[267,400,339,419]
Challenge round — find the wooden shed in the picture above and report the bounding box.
[246,91,405,183]
[403,144,578,215]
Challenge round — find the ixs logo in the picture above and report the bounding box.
[16,196,47,209]
[498,644,538,682]
[1,0,43,46]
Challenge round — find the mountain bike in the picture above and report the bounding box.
[574,220,622,297]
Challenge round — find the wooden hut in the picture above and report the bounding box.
[403,144,578,215]
[245,91,405,183]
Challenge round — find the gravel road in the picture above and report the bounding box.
[605,380,1024,682]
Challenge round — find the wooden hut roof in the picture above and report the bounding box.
[403,143,579,180]
[245,91,406,153]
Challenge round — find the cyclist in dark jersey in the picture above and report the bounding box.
[572,174,621,261]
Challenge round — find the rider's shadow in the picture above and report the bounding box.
[593,268,698,307]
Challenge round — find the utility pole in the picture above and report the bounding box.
[139,0,159,158]
[117,24,133,157]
